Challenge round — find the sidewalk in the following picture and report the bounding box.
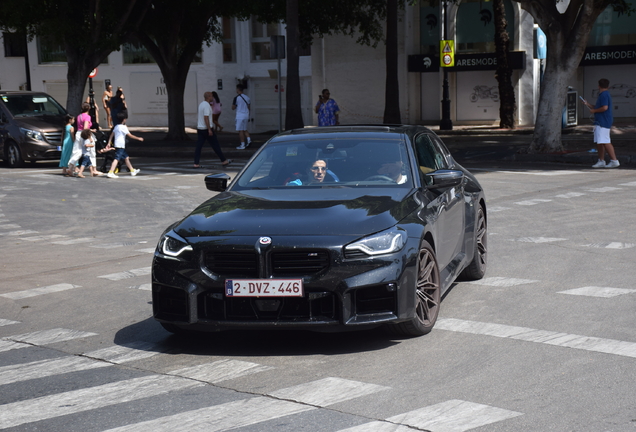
[124,123,636,167]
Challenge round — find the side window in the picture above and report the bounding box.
[414,134,447,176]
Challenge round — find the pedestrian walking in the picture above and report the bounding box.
[59,115,75,176]
[211,91,223,132]
[106,114,143,178]
[193,92,231,168]
[583,78,619,168]
[232,84,251,149]
[76,102,93,132]
[315,89,340,126]
[76,129,102,178]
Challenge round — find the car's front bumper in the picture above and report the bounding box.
[151,235,421,332]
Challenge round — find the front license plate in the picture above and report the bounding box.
[225,279,303,297]
[56,146,62,151]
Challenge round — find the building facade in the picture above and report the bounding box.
[1,3,635,131]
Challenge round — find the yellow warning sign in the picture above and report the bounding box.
[440,40,455,67]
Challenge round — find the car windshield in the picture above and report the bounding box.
[1,94,66,117]
[233,138,413,190]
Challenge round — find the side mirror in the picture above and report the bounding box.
[204,173,231,192]
[427,169,464,189]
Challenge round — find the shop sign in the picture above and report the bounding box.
[408,51,526,72]
[580,45,636,66]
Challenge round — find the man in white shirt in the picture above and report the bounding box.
[232,84,251,150]
[194,92,231,168]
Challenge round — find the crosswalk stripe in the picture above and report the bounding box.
[19,234,67,241]
[467,277,537,287]
[98,267,152,280]
[0,342,167,386]
[557,286,636,298]
[436,318,636,359]
[0,374,203,429]
[0,356,110,386]
[0,328,97,352]
[168,359,273,383]
[0,230,39,236]
[269,377,390,407]
[51,237,94,245]
[0,318,20,326]
[102,395,315,432]
[0,283,82,300]
[337,399,522,432]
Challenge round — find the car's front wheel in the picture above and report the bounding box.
[391,240,440,336]
[5,142,24,168]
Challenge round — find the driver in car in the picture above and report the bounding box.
[377,161,407,184]
[286,159,338,185]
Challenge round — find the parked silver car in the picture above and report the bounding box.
[0,91,67,168]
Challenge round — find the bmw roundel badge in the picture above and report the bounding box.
[259,237,272,245]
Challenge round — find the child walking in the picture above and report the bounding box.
[59,115,75,176]
[76,129,102,178]
[106,114,143,178]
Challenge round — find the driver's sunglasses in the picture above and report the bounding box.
[311,166,327,172]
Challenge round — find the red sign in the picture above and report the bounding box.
[88,68,98,78]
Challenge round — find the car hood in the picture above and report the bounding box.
[12,115,66,132]
[174,188,419,238]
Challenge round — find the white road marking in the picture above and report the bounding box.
[20,234,67,242]
[0,283,81,300]
[0,318,20,326]
[0,375,203,429]
[102,377,387,432]
[514,199,552,206]
[338,422,417,432]
[169,359,273,383]
[136,247,156,253]
[0,356,110,386]
[511,237,566,243]
[586,187,622,193]
[0,328,97,352]
[384,399,522,432]
[0,342,165,386]
[103,396,314,432]
[583,242,635,249]
[467,277,538,287]
[436,318,636,359]
[127,283,152,290]
[557,286,636,298]
[0,223,21,229]
[487,206,510,213]
[269,377,389,406]
[98,267,152,281]
[51,237,94,245]
[554,192,586,198]
[0,229,39,236]
[618,181,636,186]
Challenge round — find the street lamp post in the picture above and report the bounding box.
[440,0,453,130]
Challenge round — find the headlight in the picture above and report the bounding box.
[345,227,407,256]
[20,128,44,141]
[159,232,193,257]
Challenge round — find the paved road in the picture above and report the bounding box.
[0,158,635,431]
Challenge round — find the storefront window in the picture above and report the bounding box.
[251,18,280,61]
[37,36,66,64]
[3,32,27,57]
[588,0,636,46]
[223,17,236,63]
[456,0,515,53]
[420,0,440,54]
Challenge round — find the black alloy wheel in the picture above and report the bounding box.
[391,240,441,336]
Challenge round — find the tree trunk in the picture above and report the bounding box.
[65,48,92,116]
[285,0,304,131]
[493,0,516,129]
[383,0,401,124]
[163,68,189,141]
